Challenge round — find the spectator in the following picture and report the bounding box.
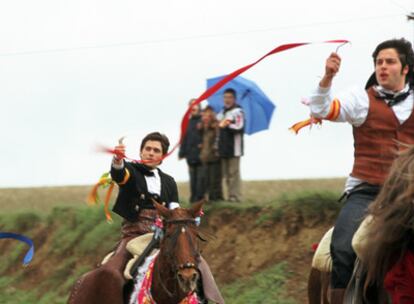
[179,99,204,203]
[217,88,245,202]
[200,106,223,201]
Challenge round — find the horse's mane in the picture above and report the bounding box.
[363,144,414,297]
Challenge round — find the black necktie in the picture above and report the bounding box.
[377,91,411,107]
[136,164,155,177]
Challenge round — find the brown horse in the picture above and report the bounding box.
[306,226,361,304]
[308,267,331,304]
[68,201,204,304]
[309,146,414,303]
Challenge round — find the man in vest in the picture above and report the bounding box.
[217,88,245,202]
[308,38,414,303]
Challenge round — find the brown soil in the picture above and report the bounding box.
[0,203,336,303]
[200,206,335,302]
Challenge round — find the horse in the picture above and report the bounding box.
[68,200,205,304]
[307,218,371,304]
[308,145,414,304]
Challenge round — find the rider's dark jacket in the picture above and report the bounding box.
[110,161,179,222]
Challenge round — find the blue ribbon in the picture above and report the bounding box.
[0,232,35,265]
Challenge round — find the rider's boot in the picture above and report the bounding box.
[330,288,345,304]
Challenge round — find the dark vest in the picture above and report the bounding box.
[110,162,179,222]
[218,105,244,158]
[351,87,414,185]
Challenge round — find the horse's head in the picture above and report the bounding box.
[153,200,204,294]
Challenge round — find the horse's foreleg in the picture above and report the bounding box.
[308,267,322,304]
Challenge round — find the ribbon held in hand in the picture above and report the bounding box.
[92,39,349,221]
[99,39,349,163]
[0,232,35,266]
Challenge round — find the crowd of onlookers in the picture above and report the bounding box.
[179,88,245,203]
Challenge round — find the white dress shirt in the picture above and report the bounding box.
[309,84,414,191]
[112,159,180,209]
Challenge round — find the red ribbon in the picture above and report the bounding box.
[101,40,349,163]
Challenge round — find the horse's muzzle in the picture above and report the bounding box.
[177,268,199,293]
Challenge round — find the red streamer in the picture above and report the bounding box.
[101,40,349,163]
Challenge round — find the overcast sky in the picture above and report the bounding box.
[0,0,413,187]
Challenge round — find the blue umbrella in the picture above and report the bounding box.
[206,75,276,135]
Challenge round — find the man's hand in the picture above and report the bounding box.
[219,119,232,128]
[113,137,126,165]
[320,52,341,88]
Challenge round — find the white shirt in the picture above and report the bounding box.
[217,106,245,130]
[217,106,245,157]
[309,84,414,191]
[112,159,180,209]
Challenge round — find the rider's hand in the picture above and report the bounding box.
[320,52,341,88]
[113,144,126,163]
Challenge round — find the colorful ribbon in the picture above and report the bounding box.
[289,98,342,134]
[137,254,199,304]
[100,39,349,162]
[0,232,34,265]
[87,172,115,223]
[93,39,349,221]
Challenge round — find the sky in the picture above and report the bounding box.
[0,0,413,187]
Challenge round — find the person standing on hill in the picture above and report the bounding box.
[217,88,245,202]
[200,106,223,202]
[179,99,205,203]
[307,38,414,303]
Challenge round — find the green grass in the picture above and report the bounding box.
[0,262,296,304]
[0,178,346,214]
[0,181,345,303]
[205,190,341,227]
[0,206,121,304]
[222,262,296,304]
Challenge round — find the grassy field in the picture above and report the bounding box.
[0,178,345,303]
[0,178,346,213]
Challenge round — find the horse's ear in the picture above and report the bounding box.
[190,199,205,218]
[152,199,172,219]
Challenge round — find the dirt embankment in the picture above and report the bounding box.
[0,195,339,303]
[201,205,336,301]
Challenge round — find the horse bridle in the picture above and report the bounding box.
[154,217,200,298]
[163,218,199,271]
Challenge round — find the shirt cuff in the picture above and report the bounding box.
[316,85,331,94]
[169,202,180,210]
[111,157,124,170]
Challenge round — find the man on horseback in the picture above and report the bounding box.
[108,132,179,272]
[308,38,414,303]
[73,132,224,304]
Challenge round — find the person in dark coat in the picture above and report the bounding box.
[200,106,223,201]
[179,99,205,203]
[103,132,180,280]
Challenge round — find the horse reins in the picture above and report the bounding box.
[163,218,199,271]
[155,217,200,298]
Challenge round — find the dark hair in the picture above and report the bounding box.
[140,132,170,155]
[372,38,414,86]
[223,88,237,98]
[363,144,414,299]
[203,105,214,112]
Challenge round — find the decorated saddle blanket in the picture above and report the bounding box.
[129,250,199,304]
[312,216,373,272]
